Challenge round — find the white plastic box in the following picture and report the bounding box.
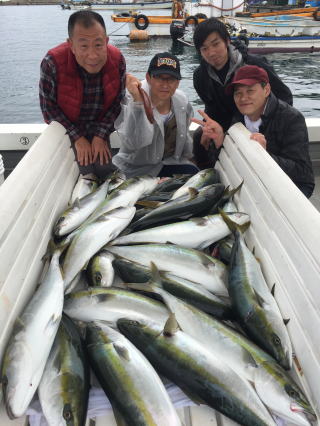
[0,121,319,425]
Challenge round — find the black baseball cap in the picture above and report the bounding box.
[147,52,181,80]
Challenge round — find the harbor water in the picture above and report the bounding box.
[0,5,320,123]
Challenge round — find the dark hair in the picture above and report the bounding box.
[68,10,106,38]
[193,17,230,51]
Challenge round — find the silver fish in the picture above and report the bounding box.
[85,321,181,426]
[63,207,135,289]
[1,251,64,419]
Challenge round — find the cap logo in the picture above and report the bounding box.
[157,57,177,69]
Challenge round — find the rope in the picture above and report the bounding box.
[193,1,244,11]
[109,21,130,36]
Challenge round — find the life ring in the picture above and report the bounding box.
[185,15,199,27]
[135,14,149,30]
[313,7,320,21]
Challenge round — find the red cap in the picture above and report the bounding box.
[225,65,269,95]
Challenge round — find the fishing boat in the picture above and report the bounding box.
[69,0,173,11]
[111,0,244,37]
[177,27,320,53]
[0,119,319,425]
[223,14,320,37]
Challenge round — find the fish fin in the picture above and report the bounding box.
[283,318,290,326]
[46,313,62,333]
[42,238,58,262]
[135,200,161,208]
[188,187,199,200]
[113,343,130,361]
[74,198,81,209]
[219,209,250,234]
[253,289,266,309]
[227,180,244,197]
[150,262,163,286]
[189,217,207,226]
[126,282,158,294]
[271,283,276,296]
[163,313,180,337]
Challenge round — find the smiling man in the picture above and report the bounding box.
[39,10,126,178]
[113,52,198,178]
[192,65,315,198]
[192,17,293,169]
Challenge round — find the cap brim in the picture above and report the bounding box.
[150,69,181,80]
[225,78,262,95]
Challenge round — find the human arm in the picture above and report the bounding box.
[39,55,85,144]
[266,112,313,184]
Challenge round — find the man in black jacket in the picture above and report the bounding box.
[192,17,293,168]
[191,65,314,198]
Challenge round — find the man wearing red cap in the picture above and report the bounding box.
[192,17,292,170]
[192,65,314,198]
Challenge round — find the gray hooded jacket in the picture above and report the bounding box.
[113,79,194,177]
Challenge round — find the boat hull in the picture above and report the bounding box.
[71,0,173,10]
[224,15,320,37]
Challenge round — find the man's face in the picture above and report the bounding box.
[199,31,229,70]
[146,73,180,103]
[69,21,108,74]
[233,82,271,120]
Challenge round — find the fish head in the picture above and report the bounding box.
[61,395,87,426]
[117,318,160,343]
[53,214,68,237]
[265,308,292,370]
[2,358,37,419]
[253,362,315,426]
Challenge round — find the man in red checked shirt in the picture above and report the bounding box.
[39,10,126,179]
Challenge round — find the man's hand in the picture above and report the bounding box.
[250,133,267,149]
[191,110,224,149]
[92,136,112,165]
[74,137,93,166]
[200,133,212,151]
[126,73,143,102]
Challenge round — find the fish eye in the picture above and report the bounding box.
[56,217,65,225]
[63,404,73,421]
[94,272,102,283]
[1,375,8,386]
[272,334,281,346]
[285,384,299,399]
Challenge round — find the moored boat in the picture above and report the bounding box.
[69,0,173,11]
[223,14,320,37]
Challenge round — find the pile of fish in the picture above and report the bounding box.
[0,169,317,426]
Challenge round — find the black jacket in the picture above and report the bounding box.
[232,93,314,196]
[193,45,293,132]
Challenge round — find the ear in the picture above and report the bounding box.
[265,83,271,97]
[68,38,75,54]
[106,35,109,45]
[146,72,151,84]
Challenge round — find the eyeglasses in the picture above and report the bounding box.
[152,75,178,83]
